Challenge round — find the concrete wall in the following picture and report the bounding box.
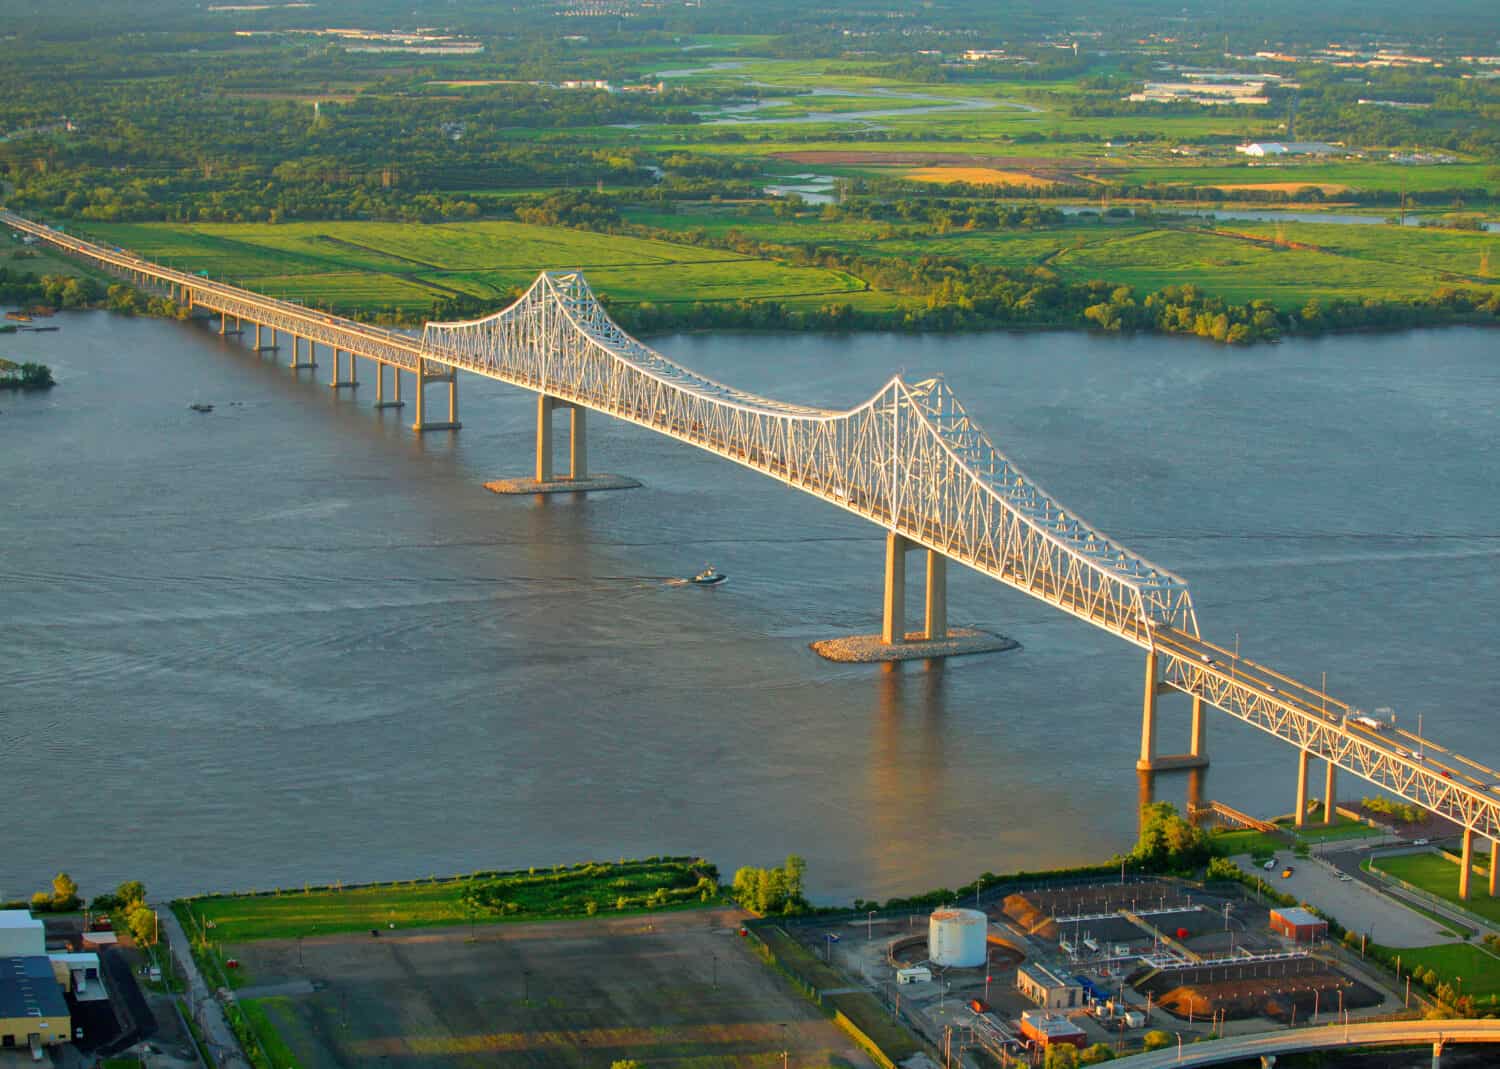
[0,1013,70,1048]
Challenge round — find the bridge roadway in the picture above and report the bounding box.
[1105,1018,1500,1067]
[8,208,1500,876]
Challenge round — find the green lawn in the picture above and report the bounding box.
[174,858,716,942]
[1376,851,1500,924]
[239,998,302,1069]
[1210,829,1288,859]
[1380,943,1500,1003]
[1275,815,1385,844]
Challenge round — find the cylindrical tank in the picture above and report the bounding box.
[928,907,987,967]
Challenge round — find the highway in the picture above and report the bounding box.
[1106,1018,1500,1067]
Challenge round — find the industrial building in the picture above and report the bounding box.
[1018,1009,1086,1049]
[1016,962,1086,1009]
[0,912,44,959]
[0,956,70,1054]
[1235,141,1338,157]
[1270,906,1328,943]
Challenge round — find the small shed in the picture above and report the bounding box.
[1270,906,1327,943]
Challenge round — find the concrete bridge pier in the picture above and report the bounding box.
[880,532,946,645]
[484,394,636,494]
[373,362,404,409]
[411,360,460,432]
[328,349,358,390]
[1295,748,1311,827]
[1491,837,1498,897]
[1260,1056,1276,1069]
[1434,1038,1445,1068]
[1324,759,1338,825]
[809,532,1014,662]
[288,335,316,370]
[1460,827,1474,900]
[1137,650,1210,772]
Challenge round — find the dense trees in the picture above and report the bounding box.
[731,855,809,915]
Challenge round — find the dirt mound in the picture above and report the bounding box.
[1002,893,1057,940]
[1138,960,1380,1022]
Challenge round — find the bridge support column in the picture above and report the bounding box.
[328,349,358,389]
[288,335,315,370]
[1459,826,1474,901]
[880,534,948,645]
[1295,748,1311,828]
[1138,648,1159,770]
[1490,837,1498,898]
[1324,760,1338,825]
[411,360,460,432]
[881,532,908,645]
[373,363,404,409]
[1260,1057,1276,1069]
[1433,1040,1444,1069]
[218,311,228,336]
[536,395,555,481]
[254,323,262,350]
[485,394,637,494]
[1136,651,1209,772]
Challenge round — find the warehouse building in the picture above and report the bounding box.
[1017,962,1086,1009]
[1270,906,1328,943]
[0,912,44,959]
[0,956,71,1053]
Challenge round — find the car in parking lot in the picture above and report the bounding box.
[1281,866,1295,878]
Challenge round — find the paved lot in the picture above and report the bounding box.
[1232,855,1454,947]
[228,908,877,1068]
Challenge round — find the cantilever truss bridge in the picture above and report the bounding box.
[8,209,1500,879]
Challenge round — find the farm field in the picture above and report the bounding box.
[627,204,1499,308]
[77,220,873,317]
[225,909,873,1069]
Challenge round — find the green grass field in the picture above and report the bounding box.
[1375,851,1500,925]
[1380,943,1500,1003]
[77,220,871,316]
[239,999,300,1069]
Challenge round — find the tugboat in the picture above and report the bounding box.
[690,564,727,586]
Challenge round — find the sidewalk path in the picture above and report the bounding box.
[159,907,251,1069]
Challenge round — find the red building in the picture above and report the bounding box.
[1019,1009,1086,1049]
[1270,906,1328,943]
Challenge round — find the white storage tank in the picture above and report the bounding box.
[928,907,987,967]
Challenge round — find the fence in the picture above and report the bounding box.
[1367,855,1498,934]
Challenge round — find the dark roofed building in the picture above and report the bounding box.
[0,955,71,1052]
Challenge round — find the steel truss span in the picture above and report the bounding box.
[423,271,1197,642]
[8,209,1500,844]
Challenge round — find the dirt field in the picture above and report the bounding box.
[1210,182,1351,194]
[904,167,1057,187]
[228,908,874,1068]
[771,150,1113,183]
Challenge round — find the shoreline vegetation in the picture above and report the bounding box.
[0,356,54,390]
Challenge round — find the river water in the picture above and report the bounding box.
[2,314,1498,904]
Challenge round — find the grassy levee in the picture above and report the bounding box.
[174,857,718,942]
[749,924,925,1064]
